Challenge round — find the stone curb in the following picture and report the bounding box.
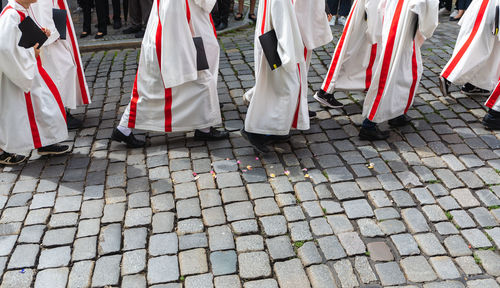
[79,20,254,53]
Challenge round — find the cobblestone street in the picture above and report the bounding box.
[1,18,500,288]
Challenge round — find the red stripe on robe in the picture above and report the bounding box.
[486,78,500,108]
[365,43,377,91]
[404,41,418,114]
[37,56,66,121]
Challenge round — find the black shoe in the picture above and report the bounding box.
[215,22,228,31]
[482,110,500,130]
[388,114,411,127]
[95,32,106,39]
[359,126,390,141]
[0,152,27,165]
[241,129,270,153]
[111,128,146,148]
[266,134,290,144]
[66,113,83,130]
[113,21,122,30]
[80,31,90,38]
[439,76,450,97]
[123,26,141,34]
[135,30,145,38]
[314,90,343,108]
[461,83,491,96]
[194,127,230,141]
[449,16,461,21]
[37,144,71,155]
[309,111,317,118]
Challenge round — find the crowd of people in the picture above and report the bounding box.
[0,0,498,164]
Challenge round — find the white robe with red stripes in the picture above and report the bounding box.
[362,0,439,123]
[0,2,67,154]
[441,0,500,91]
[486,78,500,110]
[321,0,383,94]
[244,0,307,135]
[30,0,90,110]
[119,0,221,133]
[294,0,333,120]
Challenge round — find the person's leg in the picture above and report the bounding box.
[140,0,153,26]
[95,0,108,36]
[250,0,256,14]
[112,0,122,28]
[81,0,92,35]
[220,0,230,24]
[329,0,340,15]
[339,0,351,16]
[124,0,142,33]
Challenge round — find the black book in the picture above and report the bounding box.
[193,37,209,71]
[494,4,499,35]
[18,16,48,48]
[53,8,67,40]
[258,29,282,70]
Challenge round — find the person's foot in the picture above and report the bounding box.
[248,13,257,22]
[359,126,390,141]
[266,134,290,144]
[314,90,343,108]
[461,83,491,96]
[135,30,145,38]
[439,76,450,97]
[337,16,347,26]
[450,9,464,21]
[67,112,83,130]
[234,12,243,21]
[111,128,146,148]
[449,16,461,21]
[0,152,27,165]
[216,22,228,31]
[80,31,90,38]
[194,127,230,141]
[388,114,411,127]
[95,32,106,39]
[123,26,141,34]
[241,129,270,153]
[113,21,122,30]
[37,144,71,155]
[329,15,337,26]
[450,10,458,17]
[482,110,500,130]
[309,111,317,118]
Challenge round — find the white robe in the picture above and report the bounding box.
[30,0,90,110]
[321,0,383,93]
[441,0,500,91]
[362,0,439,123]
[244,0,306,135]
[119,0,221,132]
[485,78,500,110]
[0,2,67,153]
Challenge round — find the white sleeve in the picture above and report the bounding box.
[0,11,36,92]
[30,0,60,46]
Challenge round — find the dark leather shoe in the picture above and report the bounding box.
[95,32,107,39]
[216,22,228,31]
[123,26,141,34]
[113,21,122,30]
[241,129,270,153]
[309,111,317,118]
[194,127,229,141]
[439,76,450,97]
[67,112,83,130]
[111,128,145,148]
[135,30,145,38]
[359,126,390,141]
[388,114,411,127]
[482,111,500,130]
[38,144,71,155]
[266,134,290,144]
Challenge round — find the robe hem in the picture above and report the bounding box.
[121,120,222,134]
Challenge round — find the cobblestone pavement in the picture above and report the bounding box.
[1,18,500,288]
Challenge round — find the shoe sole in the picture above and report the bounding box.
[0,156,27,165]
[461,91,491,97]
[313,93,343,109]
[439,77,449,97]
[38,148,71,156]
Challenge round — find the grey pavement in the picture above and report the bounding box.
[1,16,500,288]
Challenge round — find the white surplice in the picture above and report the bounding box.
[0,2,67,153]
[119,0,221,133]
[321,0,383,93]
[244,0,306,135]
[441,0,500,91]
[486,78,500,110]
[362,0,439,123]
[30,0,90,109]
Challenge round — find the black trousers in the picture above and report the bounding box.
[213,0,230,25]
[456,0,472,10]
[81,0,93,33]
[95,0,121,33]
[2,0,8,9]
[439,0,453,11]
[327,0,351,17]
